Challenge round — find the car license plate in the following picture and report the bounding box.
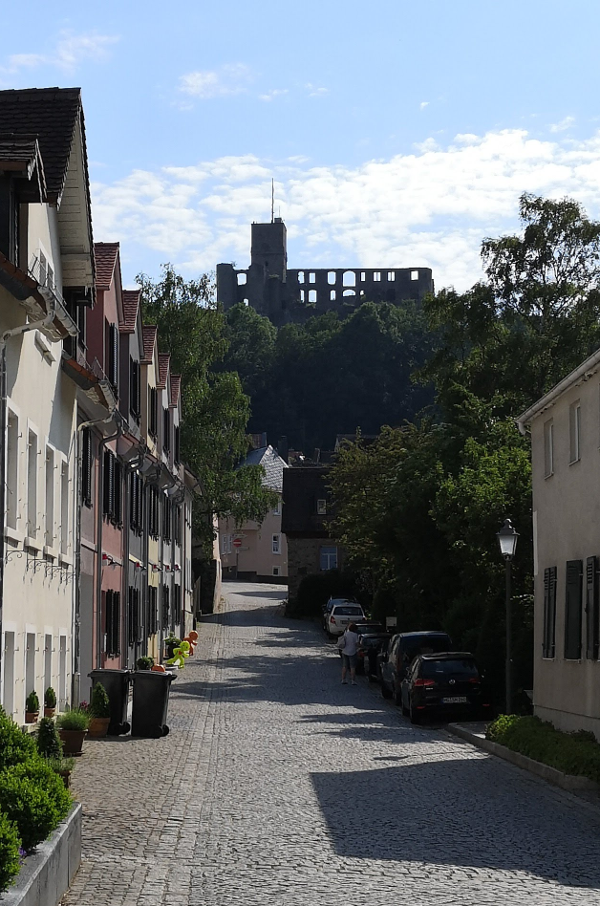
[442,696,467,704]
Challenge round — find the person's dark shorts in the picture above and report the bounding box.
[342,653,357,669]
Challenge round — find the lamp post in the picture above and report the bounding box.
[497,518,519,714]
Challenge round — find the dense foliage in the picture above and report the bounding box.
[486,715,600,782]
[138,266,277,556]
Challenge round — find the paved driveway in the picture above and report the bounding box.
[63,582,600,906]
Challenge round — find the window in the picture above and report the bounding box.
[542,567,557,658]
[60,462,69,554]
[272,534,281,554]
[298,271,304,284]
[6,411,18,530]
[569,401,581,463]
[237,272,247,285]
[360,272,366,282]
[343,271,356,287]
[330,290,336,301]
[163,495,172,542]
[316,499,327,515]
[163,409,171,453]
[45,447,54,547]
[174,426,181,464]
[373,272,381,282]
[564,559,583,659]
[128,587,140,647]
[222,534,231,555]
[308,290,317,303]
[273,499,281,516]
[328,272,336,285]
[105,590,120,657]
[411,270,419,281]
[173,585,182,626]
[273,566,280,577]
[543,419,554,477]
[107,323,119,392]
[586,556,599,660]
[129,357,141,419]
[129,471,143,534]
[148,586,158,635]
[162,584,170,629]
[387,272,396,281]
[320,546,338,571]
[103,452,122,525]
[27,430,37,538]
[309,272,316,283]
[81,427,93,507]
[174,504,182,546]
[149,387,158,438]
[149,485,160,539]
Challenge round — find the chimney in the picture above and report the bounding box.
[277,436,288,463]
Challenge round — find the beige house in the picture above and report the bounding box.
[220,445,288,583]
[518,349,600,739]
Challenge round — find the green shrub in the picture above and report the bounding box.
[0,768,60,851]
[10,759,72,821]
[37,717,62,760]
[287,571,361,619]
[45,756,74,775]
[44,687,56,709]
[0,708,36,770]
[0,811,21,892]
[136,656,154,670]
[486,715,600,783]
[25,691,39,713]
[89,682,110,719]
[56,709,89,731]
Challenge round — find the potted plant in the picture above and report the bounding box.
[36,716,62,760]
[45,755,75,789]
[88,682,111,738]
[136,656,154,671]
[56,708,89,756]
[25,690,40,723]
[44,686,57,718]
[164,635,181,660]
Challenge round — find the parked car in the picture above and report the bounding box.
[326,604,366,637]
[322,597,358,631]
[337,623,385,667]
[356,632,390,677]
[400,652,491,723]
[378,631,453,704]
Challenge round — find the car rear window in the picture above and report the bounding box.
[402,636,451,659]
[420,658,478,678]
[333,606,364,616]
[355,623,383,633]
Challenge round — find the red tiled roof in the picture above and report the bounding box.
[94,242,119,291]
[121,289,141,332]
[158,353,170,389]
[141,325,157,363]
[170,374,181,408]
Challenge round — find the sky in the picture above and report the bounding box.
[2,0,600,293]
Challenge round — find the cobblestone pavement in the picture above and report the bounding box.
[63,582,600,906]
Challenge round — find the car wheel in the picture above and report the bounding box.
[409,698,421,724]
[381,681,392,699]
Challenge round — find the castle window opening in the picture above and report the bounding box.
[411,270,419,281]
[300,290,305,303]
[360,272,366,282]
[309,290,317,303]
[374,272,381,282]
[243,298,249,306]
[298,271,305,283]
[343,289,356,297]
[343,271,356,287]
[237,273,247,285]
[330,290,336,301]
[388,272,395,281]
[328,271,336,285]
[309,272,316,283]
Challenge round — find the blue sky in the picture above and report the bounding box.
[2,0,600,291]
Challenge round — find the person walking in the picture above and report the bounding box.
[339,622,360,685]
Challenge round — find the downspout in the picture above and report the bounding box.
[0,296,56,704]
[74,407,117,706]
[95,421,123,671]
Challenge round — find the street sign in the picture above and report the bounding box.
[233,537,242,549]
[386,616,397,630]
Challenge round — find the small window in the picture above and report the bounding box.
[360,272,366,282]
[273,499,281,516]
[328,272,336,285]
[237,273,247,285]
[330,290,336,301]
[570,401,581,463]
[298,271,305,284]
[243,298,249,306]
[316,499,327,515]
[343,271,356,287]
[300,290,305,303]
[309,290,317,303]
[6,411,18,530]
[27,430,38,538]
[273,566,280,577]
[411,270,419,281]
[309,272,316,284]
[387,271,396,281]
[373,272,381,282]
[272,534,281,554]
[320,546,338,571]
[544,419,554,477]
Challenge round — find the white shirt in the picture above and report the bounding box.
[342,630,359,656]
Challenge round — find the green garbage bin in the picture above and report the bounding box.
[130,670,175,738]
[89,669,131,735]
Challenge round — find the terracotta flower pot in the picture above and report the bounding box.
[87,717,110,738]
[25,711,39,724]
[59,728,87,756]
[44,707,56,718]
[57,770,71,789]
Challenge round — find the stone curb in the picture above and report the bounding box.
[447,723,600,793]
[0,803,82,906]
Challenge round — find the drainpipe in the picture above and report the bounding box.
[0,297,56,704]
[73,408,117,706]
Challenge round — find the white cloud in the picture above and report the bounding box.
[178,64,251,99]
[91,128,600,291]
[549,115,575,133]
[420,101,430,110]
[305,83,329,97]
[0,30,119,77]
[259,88,288,102]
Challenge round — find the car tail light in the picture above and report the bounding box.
[413,679,435,687]
[330,617,336,624]
[468,677,481,684]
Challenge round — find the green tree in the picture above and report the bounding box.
[138,266,277,555]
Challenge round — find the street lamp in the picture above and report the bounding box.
[497,519,519,714]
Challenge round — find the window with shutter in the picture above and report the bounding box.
[113,460,123,525]
[162,584,170,629]
[163,409,171,452]
[585,556,599,660]
[82,427,93,507]
[106,591,121,657]
[109,324,119,392]
[130,471,137,531]
[174,426,180,463]
[543,567,557,658]
[103,450,113,517]
[564,559,583,659]
[136,474,143,534]
[129,358,141,419]
[149,387,158,437]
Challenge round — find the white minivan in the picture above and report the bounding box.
[326,603,366,638]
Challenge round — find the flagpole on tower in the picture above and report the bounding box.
[271,178,274,223]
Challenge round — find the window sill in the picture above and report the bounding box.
[25,536,43,553]
[59,553,73,567]
[5,526,24,544]
[34,330,57,363]
[43,546,59,561]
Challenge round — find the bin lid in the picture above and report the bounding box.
[89,668,131,676]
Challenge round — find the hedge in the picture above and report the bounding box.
[0,811,21,892]
[486,715,600,783]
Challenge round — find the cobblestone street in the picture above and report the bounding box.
[63,582,600,905]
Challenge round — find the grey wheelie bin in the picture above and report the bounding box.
[130,670,175,738]
[88,668,131,735]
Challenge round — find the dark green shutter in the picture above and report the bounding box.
[564,559,583,659]
[585,556,599,659]
[543,567,557,658]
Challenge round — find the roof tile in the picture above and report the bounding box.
[121,289,141,332]
[94,243,120,291]
[170,374,181,407]
[141,325,157,363]
[158,353,170,389]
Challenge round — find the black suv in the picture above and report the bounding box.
[378,631,453,705]
[400,652,491,723]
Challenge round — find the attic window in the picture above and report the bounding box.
[317,499,327,515]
